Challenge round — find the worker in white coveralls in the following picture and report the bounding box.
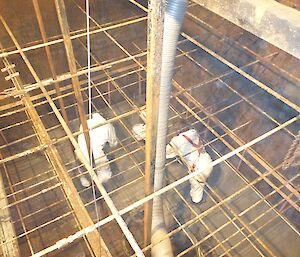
[132,122,213,203]
[75,113,118,187]
[165,129,213,203]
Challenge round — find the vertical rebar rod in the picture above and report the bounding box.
[54,0,96,167]
[32,0,68,122]
[144,0,165,249]
[0,150,20,257]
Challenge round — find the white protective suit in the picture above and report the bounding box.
[132,124,212,203]
[166,129,213,203]
[75,113,118,187]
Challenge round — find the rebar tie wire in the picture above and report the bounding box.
[282,130,300,170]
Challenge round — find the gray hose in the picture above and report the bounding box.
[151,0,187,256]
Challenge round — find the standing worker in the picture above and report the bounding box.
[132,121,213,203]
[166,128,213,203]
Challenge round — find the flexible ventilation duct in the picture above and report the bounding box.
[151,0,187,256]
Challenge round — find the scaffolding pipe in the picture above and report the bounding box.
[151,1,187,256]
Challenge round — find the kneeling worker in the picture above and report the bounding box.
[76,113,118,187]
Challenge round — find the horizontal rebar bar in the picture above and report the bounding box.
[0,15,147,58]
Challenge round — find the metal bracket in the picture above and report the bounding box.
[5,72,20,81]
[1,87,25,98]
[1,64,15,72]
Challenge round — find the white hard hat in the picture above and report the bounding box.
[79,113,106,132]
[132,123,146,141]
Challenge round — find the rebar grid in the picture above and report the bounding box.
[0,96,253,220]
[0,26,292,257]
[0,51,97,257]
[0,0,299,256]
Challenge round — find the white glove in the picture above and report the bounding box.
[97,169,112,183]
[80,176,91,187]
